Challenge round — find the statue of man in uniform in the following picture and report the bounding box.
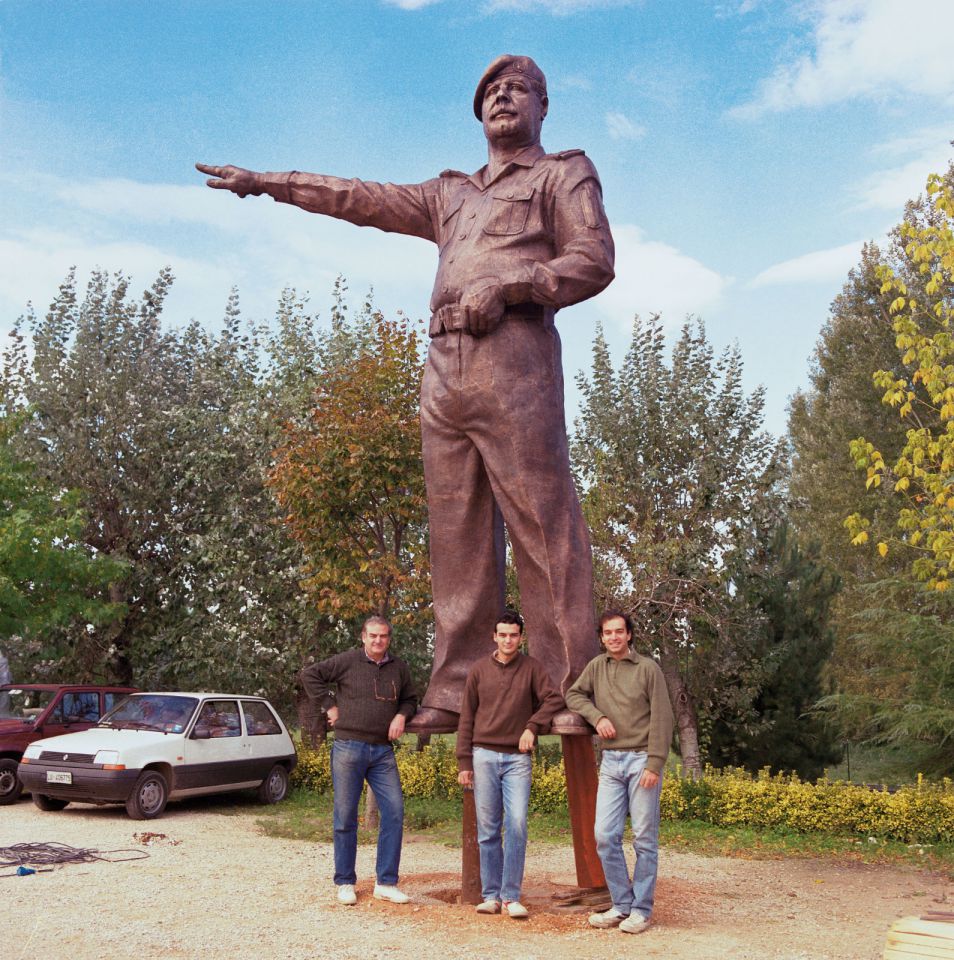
[197,55,615,730]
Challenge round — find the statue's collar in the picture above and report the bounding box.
[474,143,546,189]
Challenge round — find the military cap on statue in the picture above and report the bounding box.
[473,54,548,120]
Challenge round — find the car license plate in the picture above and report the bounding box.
[46,771,72,785]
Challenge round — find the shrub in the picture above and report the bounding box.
[291,740,954,844]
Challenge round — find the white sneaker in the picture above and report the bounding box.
[373,883,410,904]
[505,901,529,919]
[619,912,652,934]
[475,899,501,914]
[336,884,357,905]
[588,907,628,928]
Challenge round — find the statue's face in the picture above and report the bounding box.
[481,75,547,147]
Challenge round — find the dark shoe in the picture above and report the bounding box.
[546,709,593,735]
[406,706,459,734]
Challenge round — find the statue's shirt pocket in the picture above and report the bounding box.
[482,187,535,236]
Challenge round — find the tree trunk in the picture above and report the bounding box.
[294,671,327,748]
[105,582,133,686]
[658,653,703,778]
[364,787,380,829]
[415,733,431,752]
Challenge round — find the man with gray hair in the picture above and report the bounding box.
[198,54,614,727]
[301,616,418,905]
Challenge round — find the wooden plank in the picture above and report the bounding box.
[892,918,954,940]
[885,916,954,960]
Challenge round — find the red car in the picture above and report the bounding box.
[0,684,137,804]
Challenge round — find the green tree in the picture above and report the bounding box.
[846,161,954,591]
[0,412,124,676]
[1,270,329,703]
[708,525,843,780]
[818,579,954,776]
[268,309,431,631]
[572,318,785,775]
[787,244,917,711]
[788,244,910,584]
[1,269,188,682]
[130,289,329,701]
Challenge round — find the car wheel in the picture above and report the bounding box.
[125,770,168,820]
[33,793,69,811]
[0,758,23,805]
[257,764,289,804]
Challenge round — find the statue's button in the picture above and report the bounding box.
[467,212,476,219]
[458,233,467,240]
[507,192,514,199]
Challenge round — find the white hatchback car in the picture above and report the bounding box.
[19,692,297,819]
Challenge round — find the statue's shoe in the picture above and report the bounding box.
[546,709,593,736]
[406,706,459,734]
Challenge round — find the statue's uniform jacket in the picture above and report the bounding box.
[275,144,615,709]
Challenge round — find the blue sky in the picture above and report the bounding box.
[1,0,953,434]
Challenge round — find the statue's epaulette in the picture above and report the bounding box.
[547,149,586,161]
[439,168,468,179]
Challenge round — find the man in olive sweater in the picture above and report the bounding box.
[456,610,563,918]
[301,616,418,906]
[565,610,674,935]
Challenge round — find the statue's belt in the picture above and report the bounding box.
[429,302,551,336]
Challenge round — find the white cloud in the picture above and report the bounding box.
[482,0,635,14]
[0,231,238,329]
[2,177,730,354]
[605,111,646,141]
[733,0,954,118]
[854,128,953,212]
[0,175,436,333]
[593,224,730,327]
[380,0,445,8]
[557,74,594,92]
[748,238,867,288]
[714,0,765,16]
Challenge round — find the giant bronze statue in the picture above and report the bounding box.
[198,55,615,732]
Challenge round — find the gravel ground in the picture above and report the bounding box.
[3,795,952,960]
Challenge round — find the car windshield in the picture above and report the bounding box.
[100,694,199,733]
[0,688,57,723]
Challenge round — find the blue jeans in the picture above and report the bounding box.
[594,750,663,920]
[331,739,404,886]
[472,746,532,903]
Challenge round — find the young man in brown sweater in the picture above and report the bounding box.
[565,610,674,935]
[456,610,563,918]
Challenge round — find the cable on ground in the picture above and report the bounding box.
[0,841,149,876]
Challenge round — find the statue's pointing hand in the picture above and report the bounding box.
[195,162,264,199]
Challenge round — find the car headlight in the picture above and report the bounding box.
[22,745,42,761]
[93,750,123,768]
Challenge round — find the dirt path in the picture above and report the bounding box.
[2,796,951,960]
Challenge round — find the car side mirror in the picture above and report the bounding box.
[191,724,211,740]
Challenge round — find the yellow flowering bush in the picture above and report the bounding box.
[687,767,954,842]
[291,740,954,843]
[293,738,569,812]
[529,754,568,814]
[291,741,332,793]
